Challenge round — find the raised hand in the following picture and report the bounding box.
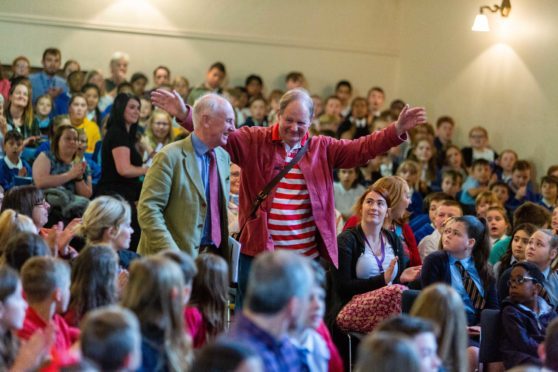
[400,265,422,283]
[151,89,188,120]
[384,257,398,284]
[395,105,427,137]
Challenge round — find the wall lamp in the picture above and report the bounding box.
[472,0,511,32]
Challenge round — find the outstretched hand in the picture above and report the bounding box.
[151,89,188,120]
[395,105,427,137]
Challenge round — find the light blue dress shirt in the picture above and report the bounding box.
[449,255,484,324]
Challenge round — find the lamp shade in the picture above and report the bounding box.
[472,14,490,32]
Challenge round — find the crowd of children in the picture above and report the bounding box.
[1,47,558,371]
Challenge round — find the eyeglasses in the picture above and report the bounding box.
[508,276,537,286]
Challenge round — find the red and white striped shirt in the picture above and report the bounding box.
[268,146,318,258]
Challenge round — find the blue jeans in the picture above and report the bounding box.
[235,253,254,310]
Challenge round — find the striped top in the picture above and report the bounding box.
[268,146,318,258]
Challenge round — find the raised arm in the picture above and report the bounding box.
[151,89,193,131]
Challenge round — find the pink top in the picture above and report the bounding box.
[316,321,344,372]
[184,306,207,348]
[0,79,10,101]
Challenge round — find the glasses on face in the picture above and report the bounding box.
[508,276,537,286]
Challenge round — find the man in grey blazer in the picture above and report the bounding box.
[137,94,235,256]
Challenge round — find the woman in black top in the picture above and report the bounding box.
[97,93,148,250]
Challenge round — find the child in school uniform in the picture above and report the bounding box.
[0,130,32,191]
[500,262,557,369]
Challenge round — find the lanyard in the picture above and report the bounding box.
[364,233,386,273]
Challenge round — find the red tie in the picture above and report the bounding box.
[209,151,221,247]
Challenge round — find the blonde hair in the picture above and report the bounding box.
[77,196,131,245]
[475,191,501,208]
[410,284,468,372]
[146,109,174,148]
[372,176,410,223]
[0,209,36,255]
[122,256,192,371]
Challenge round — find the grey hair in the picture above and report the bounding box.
[110,51,130,64]
[192,93,232,130]
[245,251,313,315]
[278,88,314,121]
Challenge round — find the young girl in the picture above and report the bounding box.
[82,83,101,126]
[442,144,468,181]
[421,216,498,327]
[0,265,54,371]
[35,94,53,136]
[334,167,365,222]
[396,160,423,218]
[494,223,537,280]
[475,191,501,219]
[408,138,437,195]
[461,126,497,168]
[496,149,518,183]
[486,206,510,248]
[77,195,139,270]
[122,256,192,372]
[410,283,469,372]
[146,109,174,154]
[185,253,228,348]
[64,245,119,327]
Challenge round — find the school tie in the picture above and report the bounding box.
[455,261,486,310]
[539,286,552,306]
[208,150,221,247]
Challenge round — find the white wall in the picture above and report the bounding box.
[0,0,402,97]
[398,0,558,176]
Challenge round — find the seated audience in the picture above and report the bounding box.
[53,71,85,117]
[0,209,37,254]
[396,160,423,218]
[375,314,442,372]
[19,257,79,355]
[3,232,50,272]
[188,62,227,105]
[495,149,518,183]
[291,261,343,372]
[34,94,53,135]
[433,116,455,165]
[77,195,138,270]
[355,332,421,372]
[461,126,497,168]
[500,261,557,369]
[227,251,314,372]
[411,284,469,372]
[539,317,558,371]
[186,253,229,348]
[538,175,558,212]
[460,159,492,210]
[411,192,454,243]
[331,183,421,325]
[79,305,141,372]
[441,144,468,182]
[334,167,365,223]
[507,160,539,211]
[498,229,558,307]
[486,205,510,248]
[29,48,67,102]
[338,97,371,140]
[64,245,119,327]
[192,340,263,372]
[67,94,101,153]
[439,169,463,200]
[5,78,41,147]
[494,223,537,280]
[121,256,192,371]
[407,137,438,195]
[489,202,551,265]
[0,130,32,191]
[242,96,268,127]
[418,200,463,260]
[475,191,501,219]
[0,265,54,371]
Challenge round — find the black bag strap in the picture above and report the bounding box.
[236,138,311,238]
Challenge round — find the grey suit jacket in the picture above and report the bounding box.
[137,136,230,256]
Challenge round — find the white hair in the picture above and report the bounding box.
[192,93,231,130]
[110,51,130,64]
